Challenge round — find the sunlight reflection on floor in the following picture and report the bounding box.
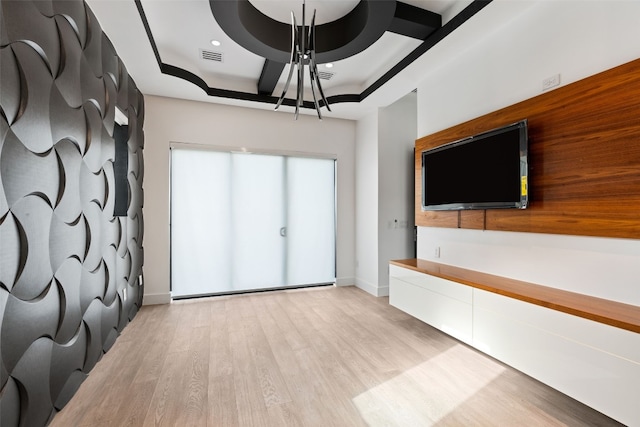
[353,344,506,426]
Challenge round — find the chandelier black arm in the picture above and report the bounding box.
[308,10,331,112]
[307,9,322,119]
[309,65,323,120]
[275,12,298,110]
[316,65,331,111]
[295,2,307,119]
[295,61,303,119]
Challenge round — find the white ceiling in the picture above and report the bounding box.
[86,0,477,120]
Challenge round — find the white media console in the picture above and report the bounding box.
[389,259,640,426]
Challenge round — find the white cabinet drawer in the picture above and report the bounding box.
[389,276,472,344]
[473,289,640,427]
[389,264,472,304]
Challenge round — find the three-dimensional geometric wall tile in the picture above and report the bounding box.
[0,375,20,427]
[79,261,107,315]
[103,76,118,134]
[8,196,55,300]
[0,213,20,290]
[100,297,120,352]
[0,1,144,425]
[50,213,86,277]
[50,323,88,409]
[0,1,61,76]
[51,1,88,49]
[82,102,111,172]
[0,129,60,208]
[52,258,84,343]
[102,245,118,307]
[6,43,56,154]
[53,140,84,223]
[0,47,21,125]
[1,285,60,374]
[54,16,84,108]
[103,162,117,217]
[81,299,105,372]
[10,338,56,426]
[0,288,9,385]
[83,7,105,79]
[50,88,87,152]
[82,201,105,272]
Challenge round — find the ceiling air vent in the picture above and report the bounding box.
[318,71,335,81]
[200,49,223,63]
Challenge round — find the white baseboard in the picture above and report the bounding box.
[335,277,355,286]
[355,279,388,297]
[143,292,171,305]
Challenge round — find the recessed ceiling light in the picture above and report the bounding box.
[325,63,334,68]
[210,40,221,46]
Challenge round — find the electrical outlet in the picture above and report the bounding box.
[542,73,560,91]
[435,246,441,258]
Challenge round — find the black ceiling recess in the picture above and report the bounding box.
[211,0,443,96]
[210,0,397,64]
[136,0,493,108]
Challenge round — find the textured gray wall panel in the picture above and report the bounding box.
[7,43,56,154]
[0,0,145,425]
[53,258,84,343]
[0,212,20,288]
[1,132,60,207]
[55,15,84,108]
[0,375,20,427]
[1,285,60,374]
[79,261,106,314]
[10,196,55,300]
[0,1,61,76]
[0,47,20,125]
[53,139,84,223]
[11,337,57,426]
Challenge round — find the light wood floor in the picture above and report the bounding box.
[51,286,622,426]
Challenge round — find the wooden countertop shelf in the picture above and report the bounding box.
[390,258,640,334]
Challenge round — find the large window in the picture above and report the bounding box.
[170,148,336,297]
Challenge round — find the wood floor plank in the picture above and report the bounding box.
[226,298,272,427]
[75,339,145,425]
[142,350,191,427]
[207,372,239,427]
[51,286,624,427]
[164,322,211,426]
[247,296,293,408]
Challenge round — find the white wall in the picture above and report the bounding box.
[377,92,417,293]
[355,92,417,297]
[415,1,640,305]
[143,96,356,304]
[355,112,379,295]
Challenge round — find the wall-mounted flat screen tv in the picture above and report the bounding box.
[421,120,528,211]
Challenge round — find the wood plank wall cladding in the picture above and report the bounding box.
[0,1,145,426]
[415,58,640,240]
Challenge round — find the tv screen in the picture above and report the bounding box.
[421,120,528,211]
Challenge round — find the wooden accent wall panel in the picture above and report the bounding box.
[415,58,640,239]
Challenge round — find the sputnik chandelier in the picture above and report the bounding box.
[275,1,331,120]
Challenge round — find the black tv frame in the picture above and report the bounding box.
[421,119,529,211]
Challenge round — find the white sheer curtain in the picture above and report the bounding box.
[231,154,286,290]
[171,149,231,297]
[286,157,336,285]
[170,148,335,297]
